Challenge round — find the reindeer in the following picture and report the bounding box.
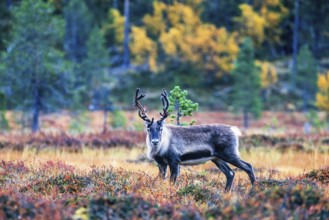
[134,88,255,191]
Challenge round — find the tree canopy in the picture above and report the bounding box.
[0,0,328,131]
[1,0,72,132]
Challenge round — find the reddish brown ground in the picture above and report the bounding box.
[4,111,327,134]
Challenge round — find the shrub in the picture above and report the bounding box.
[178,184,212,202]
[110,111,127,129]
[303,167,329,184]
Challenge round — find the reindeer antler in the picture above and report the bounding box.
[158,89,170,123]
[134,88,154,124]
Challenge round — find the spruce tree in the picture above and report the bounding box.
[296,45,317,110]
[1,0,72,132]
[82,28,114,132]
[0,1,11,51]
[231,38,262,128]
[168,86,198,126]
[64,0,93,63]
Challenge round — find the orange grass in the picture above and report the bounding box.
[0,146,328,219]
[0,146,327,179]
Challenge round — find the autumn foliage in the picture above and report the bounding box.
[0,159,328,219]
[0,131,145,151]
[316,71,329,113]
[130,0,239,76]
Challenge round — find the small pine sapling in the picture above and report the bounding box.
[168,86,198,126]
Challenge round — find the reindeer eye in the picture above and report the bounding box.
[147,128,150,131]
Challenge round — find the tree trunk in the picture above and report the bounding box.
[302,89,309,112]
[176,112,181,126]
[174,100,181,125]
[103,109,108,133]
[291,0,299,89]
[32,89,40,133]
[123,0,130,67]
[243,109,249,129]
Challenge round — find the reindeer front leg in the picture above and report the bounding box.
[154,156,167,179]
[169,160,180,184]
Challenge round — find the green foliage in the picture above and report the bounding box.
[78,27,113,111]
[231,38,263,122]
[305,110,326,132]
[1,0,72,132]
[0,111,9,131]
[69,111,90,134]
[1,0,329,113]
[178,184,212,202]
[0,93,9,130]
[110,111,127,129]
[0,1,11,51]
[132,120,144,132]
[168,86,198,126]
[296,45,317,108]
[297,45,316,80]
[64,0,93,62]
[103,8,125,46]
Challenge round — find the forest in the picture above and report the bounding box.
[0,0,329,132]
[0,0,328,219]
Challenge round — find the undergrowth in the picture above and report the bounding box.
[0,159,328,219]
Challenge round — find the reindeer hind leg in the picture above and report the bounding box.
[212,159,235,192]
[215,153,256,186]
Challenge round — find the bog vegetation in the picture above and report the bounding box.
[0,135,328,219]
[0,112,328,219]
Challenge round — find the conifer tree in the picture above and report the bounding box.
[0,1,11,51]
[82,28,114,132]
[296,45,317,110]
[1,0,72,132]
[168,86,198,126]
[64,0,93,63]
[231,38,262,128]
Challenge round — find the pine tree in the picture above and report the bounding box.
[0,1,11,52]
[0,92,9,130]
[1,0,72,132]
[167,86,198,126]
[64,0,93,63]
[296,45,317,110]
[82,28,114,132]
[231,38,262,129]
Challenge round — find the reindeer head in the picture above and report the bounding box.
[134,88,169,146]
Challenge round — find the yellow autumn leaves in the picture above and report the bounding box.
[103,9,124,44]
[256,61,278,88]
[235,1,288,45]
[316,71,329,112]
[130,27,157,71]
[130,1,239,76]
[105,0,290,88]
[235,4,266,45]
